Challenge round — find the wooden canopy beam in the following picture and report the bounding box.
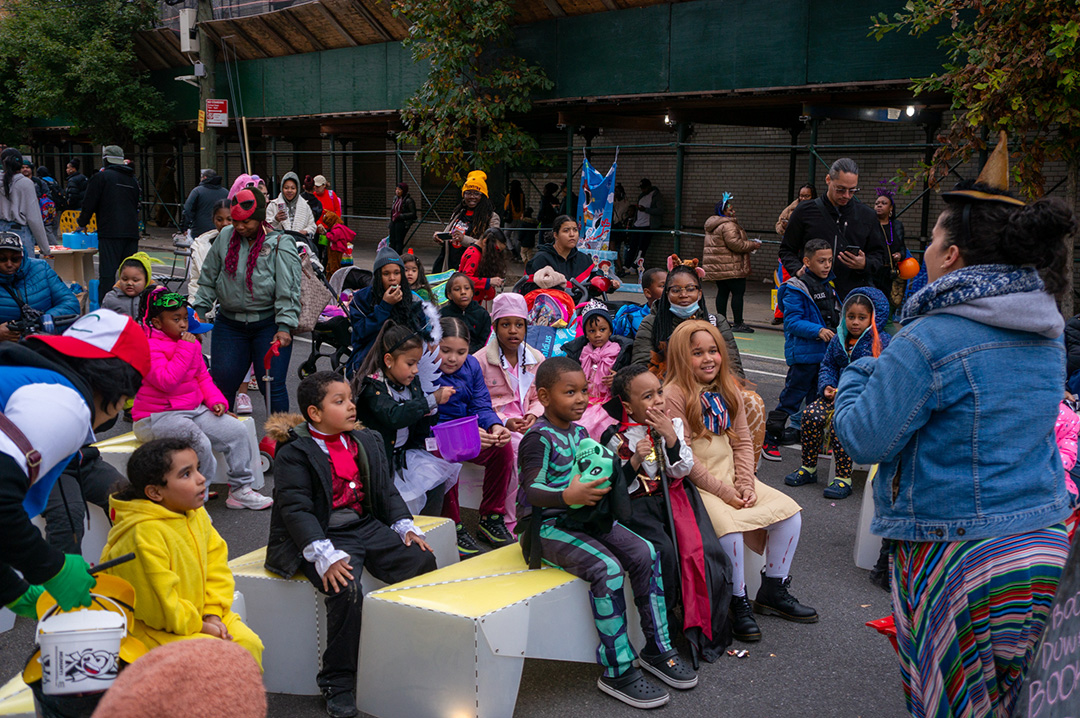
[133,33,172,70]
[599,0,619,9]
[288,12,328,52]
[542,0,567,18]
[252,16,299,54]
[313,1,359,47]
[558,111,663,132]
[350,0,394,42]
[228,20,271,58]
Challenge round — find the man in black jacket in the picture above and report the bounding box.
[778,158,887,300]
[64,158,88,212]
[181,168,229,237]
[77,146,142,303]
[264,372,436,718]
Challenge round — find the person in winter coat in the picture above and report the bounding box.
[388,182,417,254]
[312,175,342,226]
[188,200,232,304]
[784,287,890,499]
[101,251,160,319]
[192,186,301,414]
[300,175,324,222]
[702,194,761,333]
[440,272,491,354]
[78,146,142,303]
[322,211,354,278]
[101,438,263,666]
[0,232,78,342]
[64,158,88,212]
[458,227,507,302]
[267,171,317,243]
[560,302,634,439]
[433,171,500,273]
[525,215,619,299]
[0,148,50,257]
[775,184,816,235]
[181,169,229,237]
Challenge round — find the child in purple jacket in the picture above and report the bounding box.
[436,317,516,557]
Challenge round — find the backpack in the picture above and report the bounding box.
[39,194,56,227]
[41,176,62,211]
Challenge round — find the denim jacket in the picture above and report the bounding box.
[833,276,1071,542]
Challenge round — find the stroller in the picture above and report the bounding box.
[295,265,372,379]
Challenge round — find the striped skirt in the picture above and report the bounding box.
[891,526,1070,718]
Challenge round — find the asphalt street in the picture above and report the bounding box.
[0,238,907,717]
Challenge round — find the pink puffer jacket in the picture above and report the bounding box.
[132,329,228,421]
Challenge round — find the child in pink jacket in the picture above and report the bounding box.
[132,288,272,511]
[1056,398,1080,541]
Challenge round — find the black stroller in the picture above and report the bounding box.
[295,265,372,379]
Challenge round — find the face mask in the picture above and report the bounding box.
[670,301,699,319]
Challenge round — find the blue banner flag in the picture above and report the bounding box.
[576,154,617,252]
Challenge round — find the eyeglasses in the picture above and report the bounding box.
[668,285,700,296]
[833,186,859,196]
[463,190,482,197]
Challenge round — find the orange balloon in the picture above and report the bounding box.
[898,257,920,280]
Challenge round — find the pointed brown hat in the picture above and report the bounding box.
[941,131,1025,206]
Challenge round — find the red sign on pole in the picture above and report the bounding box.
[205,99,229,128]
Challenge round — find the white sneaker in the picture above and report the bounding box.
[226,486,273,510]
[235,392,253,415]
[248,378,259,391]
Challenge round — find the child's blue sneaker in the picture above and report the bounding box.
[784,467,818,487]
[823,478,852,499]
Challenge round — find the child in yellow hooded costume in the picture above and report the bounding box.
[101,437,263,668]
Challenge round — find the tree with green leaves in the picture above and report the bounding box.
[0,0,170,145]
[873,1,1080,311]
[390,0,554,184]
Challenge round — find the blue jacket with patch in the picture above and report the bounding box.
[0,257,80,325]
[817,286,891,397]
[778,274,840,366]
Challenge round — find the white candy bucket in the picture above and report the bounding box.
[36,595,126,695]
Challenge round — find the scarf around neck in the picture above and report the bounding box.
[899,264,1043,324]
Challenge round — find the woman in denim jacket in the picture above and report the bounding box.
[832,166,1076,717]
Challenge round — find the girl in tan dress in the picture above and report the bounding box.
[663,320,817,642]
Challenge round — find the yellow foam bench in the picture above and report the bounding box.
[355,544,646,718]
[0,675,33,718]
[228,515,457,696]
[92,416,264,490]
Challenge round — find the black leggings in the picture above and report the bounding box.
[714,278,747,324]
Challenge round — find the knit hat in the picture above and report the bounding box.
[462,170,488,197]
[373,245,404,275]
[29,308,151,377]
[580,300,613,331]
[313,174,328,187]
[397,182,409,193]
[117,251,161,283]
[230,186,266,221]
[102,145,125,165]
[491,292,528,322]
[0,232,22,253]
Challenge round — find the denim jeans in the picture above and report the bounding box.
[766,363,819,440]
[0,220,33,258]
[210,314,293,413]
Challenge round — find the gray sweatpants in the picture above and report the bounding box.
[134,407,257,490]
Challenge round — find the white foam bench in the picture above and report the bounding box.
[93,415,264,490]
[854,465,883,570]
[355,544,647,718]
[0,675,33,718]
[227,515,457,695]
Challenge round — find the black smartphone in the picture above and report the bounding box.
[844,245,862,255]
[435,231,453,241]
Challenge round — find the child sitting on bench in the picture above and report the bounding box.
[265,371,438,718]
[517,356,697,710]
[101,437,263,667]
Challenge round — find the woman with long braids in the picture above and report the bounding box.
[193,185,301,414]
[632,262,767,458]
[433,170,500,273]
[0,148,50,257]
[834,135,1076,717]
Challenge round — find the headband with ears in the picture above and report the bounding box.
[667,253,706,279]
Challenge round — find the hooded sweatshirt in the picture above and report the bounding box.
[267,171,316,237]
[101,497,262,666]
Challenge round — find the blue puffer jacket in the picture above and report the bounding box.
[778,274,840,365]
[817,286,890,396]
[0,258,80,324]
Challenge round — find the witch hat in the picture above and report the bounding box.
[941,130,1025,207]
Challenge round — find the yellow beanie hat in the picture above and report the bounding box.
[462,170,488,197]
[117,251,162,285]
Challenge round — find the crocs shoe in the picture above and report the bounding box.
[784,467,818,487]
[597,668,670,709]
[760,440,781,462]
[640,648,698,690]
[823,479,852,499]
[226,486,273,510]
[456,524,482,558]
[477,514,515,547]
[235,392,253,415]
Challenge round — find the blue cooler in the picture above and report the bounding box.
[62,232,98,249]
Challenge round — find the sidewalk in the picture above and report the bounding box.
[140,227,788,361]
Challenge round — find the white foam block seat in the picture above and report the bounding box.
[228,515,456,695]
[93,415,264,490]
[356,544,643,718]
[0,675,33,718]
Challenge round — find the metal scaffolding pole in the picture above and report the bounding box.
[565,124,575,215]
[673,121,687,256]
[807,118,820,188]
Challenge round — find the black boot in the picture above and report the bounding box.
[764,409,788,441]
[869,539,892,592]
[729,594,761,642]
[753,573,818,623]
